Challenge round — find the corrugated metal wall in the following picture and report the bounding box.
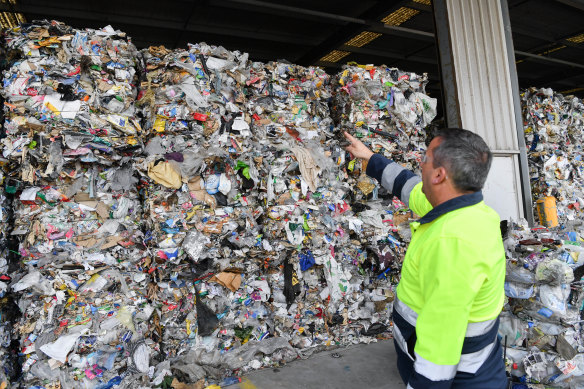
[437,0,524,221]
[447,0,519,154]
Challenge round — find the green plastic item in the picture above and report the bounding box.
[235,160,251,179]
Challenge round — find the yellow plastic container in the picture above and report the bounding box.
[536,196,559,227]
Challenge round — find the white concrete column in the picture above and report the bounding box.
[433,0,533,224]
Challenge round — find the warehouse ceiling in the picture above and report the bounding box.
[1,0,583,113]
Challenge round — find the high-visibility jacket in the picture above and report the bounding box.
[367,154,506,388]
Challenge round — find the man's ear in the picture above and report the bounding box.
[432,166,448,185]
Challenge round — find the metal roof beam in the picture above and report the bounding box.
[515,50,584,69]
[3,2,438,49]
[212,0,366,24]
[511,26,584,51]
[212,1,584,50]
[406,1,433,12]
[368,23,435,42]
[296,0,421,65]
[0,3,180,29]
[339,44,437,64]
[1,4,315,47]
[556,0,584,12]
[212,0,436,42]
[214,0,431,24]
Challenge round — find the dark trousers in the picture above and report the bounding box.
[394,336,508,388]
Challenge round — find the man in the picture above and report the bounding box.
[344,128,507,388]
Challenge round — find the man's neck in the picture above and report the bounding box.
[431,189,474,208]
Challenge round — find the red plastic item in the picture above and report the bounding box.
[193,112,208,121]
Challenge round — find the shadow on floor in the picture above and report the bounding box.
[228,340,406,389]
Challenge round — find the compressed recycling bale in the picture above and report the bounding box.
[1,21,440,386]
[522,87,584,226]
[498,87,584,387]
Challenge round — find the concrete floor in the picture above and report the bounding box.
[228,340,406,389]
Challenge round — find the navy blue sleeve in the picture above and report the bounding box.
[366,153,392,182]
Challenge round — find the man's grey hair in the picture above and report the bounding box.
[430,128,492,192]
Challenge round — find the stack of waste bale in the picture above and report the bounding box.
[0,161,21,387]
[0,39,18,388]
[0,20,440,385]
[523,87,584,226]
[135,43,255,366]
[135,54,438,380]
[330,65,437,253]
[501,219,584,387]
[329,64,438,279]
[331,64,437,172]
[498,89,584,388]
[1,21,155,388]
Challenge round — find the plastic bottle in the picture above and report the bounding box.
[220,376,242,386]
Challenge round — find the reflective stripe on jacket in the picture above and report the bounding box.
[367,154,506,388]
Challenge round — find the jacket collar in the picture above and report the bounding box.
[417,191,483,225]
